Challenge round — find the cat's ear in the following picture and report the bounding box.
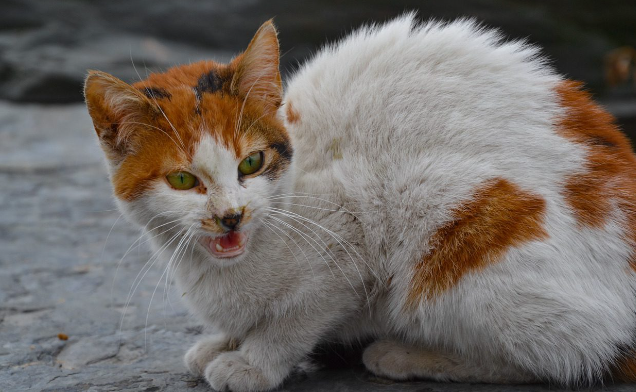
[231,20,282,112]
[84,70,155,161]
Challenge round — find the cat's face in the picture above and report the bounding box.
[84,21,291,266]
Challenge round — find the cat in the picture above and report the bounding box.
[84,14,636,391]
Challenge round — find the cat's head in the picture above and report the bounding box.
[84,21,292,266]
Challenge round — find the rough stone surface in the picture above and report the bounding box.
[2,101,636,392]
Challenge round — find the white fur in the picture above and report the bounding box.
[114,15,636,390]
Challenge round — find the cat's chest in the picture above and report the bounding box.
[176,256,303,334]
[177,266,264,333]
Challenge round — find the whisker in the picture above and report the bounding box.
[162,226,195,317]
[110,214,182,303]
[267,194,376,216]
[163,226,198,311]
[265,214,363,297]
[99,213,123,264]
[266,207,375,307]
[266,192,333,199]
[266,206,378,280]
[167,232,200,309]
[119,225,187,336]
[261,218,315,278]
[145,224,195,348]
[265,214,335,276]
[269,201,373,215]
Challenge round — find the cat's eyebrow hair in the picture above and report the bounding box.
[141,87,171,100]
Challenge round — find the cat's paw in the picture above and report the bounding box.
[184,334,234,377]
[363,339,462,381]
[205,351,279,392]
[363,339,422,380]
[362,339,535,384]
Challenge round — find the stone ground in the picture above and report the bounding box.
[2,101,636,392]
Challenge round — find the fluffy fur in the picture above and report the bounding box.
[85,15,636,391]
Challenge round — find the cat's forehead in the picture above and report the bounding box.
[125,61,287,161]
[133,61,233,95]
[131,61,239,132]
[129,61,244,155]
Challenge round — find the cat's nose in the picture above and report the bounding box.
[219,213,242,231]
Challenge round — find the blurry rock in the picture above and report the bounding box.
[605,46,636,87]
[0,0,635,103]
[0,31,232,103]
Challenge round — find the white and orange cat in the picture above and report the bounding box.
[84,15,636,391]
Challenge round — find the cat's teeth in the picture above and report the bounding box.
[216,243,224,252]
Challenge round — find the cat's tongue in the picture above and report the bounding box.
[206,231,247,258]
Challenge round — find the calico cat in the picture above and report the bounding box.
[84,14,636,391]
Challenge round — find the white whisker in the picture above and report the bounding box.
[119,225,187,336]
[110,214,182,303]
[167,232,200,309]
[266,206,376,308]
[267,206,378,280]
[261,218,315,278]
[269,201,372,215]
[164,226,198,311]
[145,224,196,349]
[265,214,363,298]
[99,213,123,264]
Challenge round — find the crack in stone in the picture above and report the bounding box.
[47,372,80,384]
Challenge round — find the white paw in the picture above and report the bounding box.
[363,339,418,380]
[205,351,279,392]
[184,334,233,376]
[363,340,536,384]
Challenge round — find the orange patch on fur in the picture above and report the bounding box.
[285,102,300,124]
[407,178,547,305]
[611,354,636,382]
[556,81,636,269]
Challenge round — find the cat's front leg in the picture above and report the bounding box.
[184,332,238,376]
[203,313,326,392]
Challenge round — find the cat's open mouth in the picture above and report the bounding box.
[199,231,248,259]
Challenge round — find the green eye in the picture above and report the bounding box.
[166,171,198,190]
[238,151,264,176]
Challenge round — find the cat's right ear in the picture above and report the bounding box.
[84,70,154,161]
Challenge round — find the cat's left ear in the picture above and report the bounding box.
[231,20,282,111]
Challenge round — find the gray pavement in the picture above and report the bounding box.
[1,101,635,391]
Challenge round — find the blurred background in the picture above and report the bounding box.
[2,2,636,391]
[1,0,635,126]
